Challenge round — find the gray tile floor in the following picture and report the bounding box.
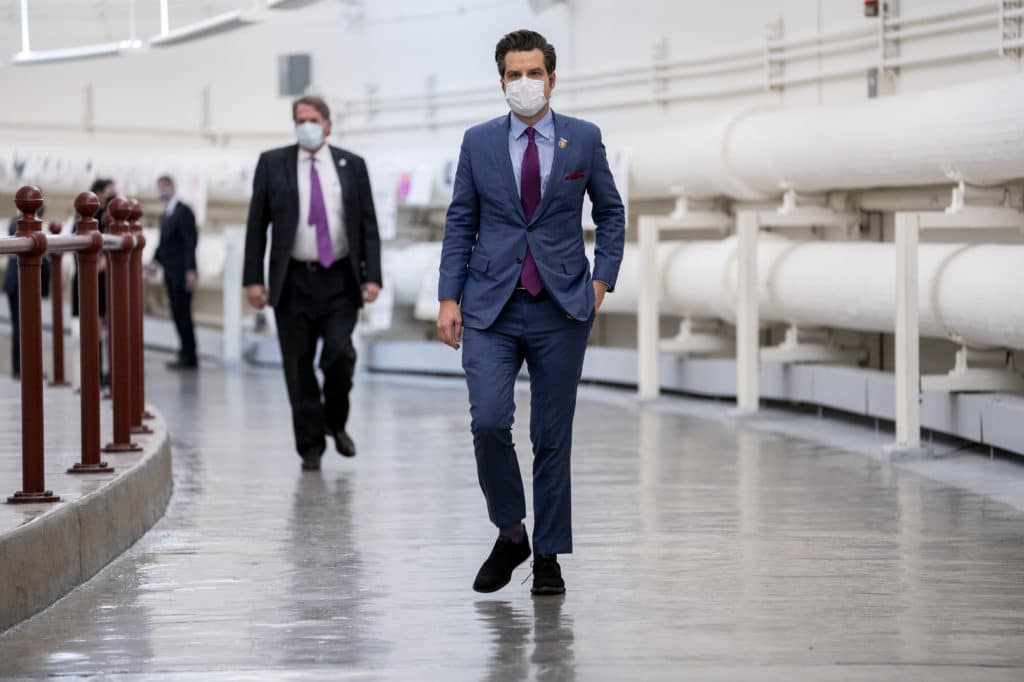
[1,359,1023,680]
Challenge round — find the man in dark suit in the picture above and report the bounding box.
[243,95,382,471]
[152,175,199,370]
[437,30,625,596]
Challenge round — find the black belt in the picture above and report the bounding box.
[513,286,549,301]
[290,258,338,272]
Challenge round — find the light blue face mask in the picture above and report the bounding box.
[295,121,325,149]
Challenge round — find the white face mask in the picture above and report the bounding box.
[504,77,548,118]
[296,121,325,150]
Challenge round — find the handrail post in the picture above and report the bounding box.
[7,186,60,504]
[102,210,113,401]
[102,198,141,453]
[47,221,69,387]
[128,199,151,434]
[69,192,114,474]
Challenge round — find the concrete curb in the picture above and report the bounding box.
[0,412,172,632]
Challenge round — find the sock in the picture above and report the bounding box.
[499,523,526,544]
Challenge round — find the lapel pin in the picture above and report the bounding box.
[338,158,348,167]
[559,138,568,149]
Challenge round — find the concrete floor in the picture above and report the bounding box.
[0,359,1023,680]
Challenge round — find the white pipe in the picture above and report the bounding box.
[391,237,1024,351]
[657,237,1024,350]
[883,1,996,28]
[650,74,1024,200]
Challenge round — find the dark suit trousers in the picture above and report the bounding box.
[6,291,18,377]
[461,290,595,556]
[164,272,197,364]
[273,259,360,459]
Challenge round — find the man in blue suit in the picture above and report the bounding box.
[437,29,625,596]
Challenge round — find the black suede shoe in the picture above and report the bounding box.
[531,555,565,595]
[333,431,356,458]
[301,456,321,471]
[473,533,531,593]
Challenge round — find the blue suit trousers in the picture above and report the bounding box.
[462,290,594,555]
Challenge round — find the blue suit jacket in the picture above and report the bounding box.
[439,111,625,330]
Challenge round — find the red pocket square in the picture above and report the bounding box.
[566,171,585,180]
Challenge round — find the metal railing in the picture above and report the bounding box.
[1,186,152,503]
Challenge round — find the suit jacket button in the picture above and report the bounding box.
[516,257,523,263]
[527,227,535,232]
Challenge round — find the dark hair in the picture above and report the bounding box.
[292,95,331,122]
[157,175,175,186]
[495,29,556,77]
[89,177,114,194]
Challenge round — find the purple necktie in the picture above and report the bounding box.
[308,157,334,268]
[519,127,543,295]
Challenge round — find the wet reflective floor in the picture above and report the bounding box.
[1,360,1023,680]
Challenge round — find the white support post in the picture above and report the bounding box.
[19,0,30,54]
[735,211,760,413]
[637,215,660,399]
[893,212,921,450]
[221,225,245,366]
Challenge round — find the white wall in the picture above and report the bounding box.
[0,0,1020,199]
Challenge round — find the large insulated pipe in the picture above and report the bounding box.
[629,74,1024,199]
[599,237,1024,350]
[395,237,1024,350]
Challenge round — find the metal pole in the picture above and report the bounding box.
[160,0,170,36]
[893,211,921,450]
[69,193,113,474]
[48,221,69,387]
[637,216,660,399]
[19,0,30,54]
[128,199,151,434]
[735,211,760,413]
[102,198,141,454]
[7,186,59,504]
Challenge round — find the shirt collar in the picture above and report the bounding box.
[165,195,179,214]
[510,107,554,141]
[301,144,332,165]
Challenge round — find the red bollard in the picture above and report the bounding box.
[47,221,69,387]
[128,200,151,435]
[7,186,60,504]
[102,210,113,401]
[69,193,113,474]
[102,198,141,454]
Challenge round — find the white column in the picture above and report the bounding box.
[221,225,244,366]
[735,211,760,413]
[893,212,921,449]
[637,216,660,399]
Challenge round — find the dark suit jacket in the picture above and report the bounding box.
[153,200,198,279]
[243,144,382,308]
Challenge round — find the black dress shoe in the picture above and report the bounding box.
[531,555,565,596]
[301,457,321,471]
[473,532,531,593]
[333,431,356,458]
[166,360,198,371]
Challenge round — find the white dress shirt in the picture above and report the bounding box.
[292,145,349,262]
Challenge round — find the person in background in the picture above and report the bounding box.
[152,175,199,370]
[437,30,625,596]
[243,95,382,471]
[4,203,50,379]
